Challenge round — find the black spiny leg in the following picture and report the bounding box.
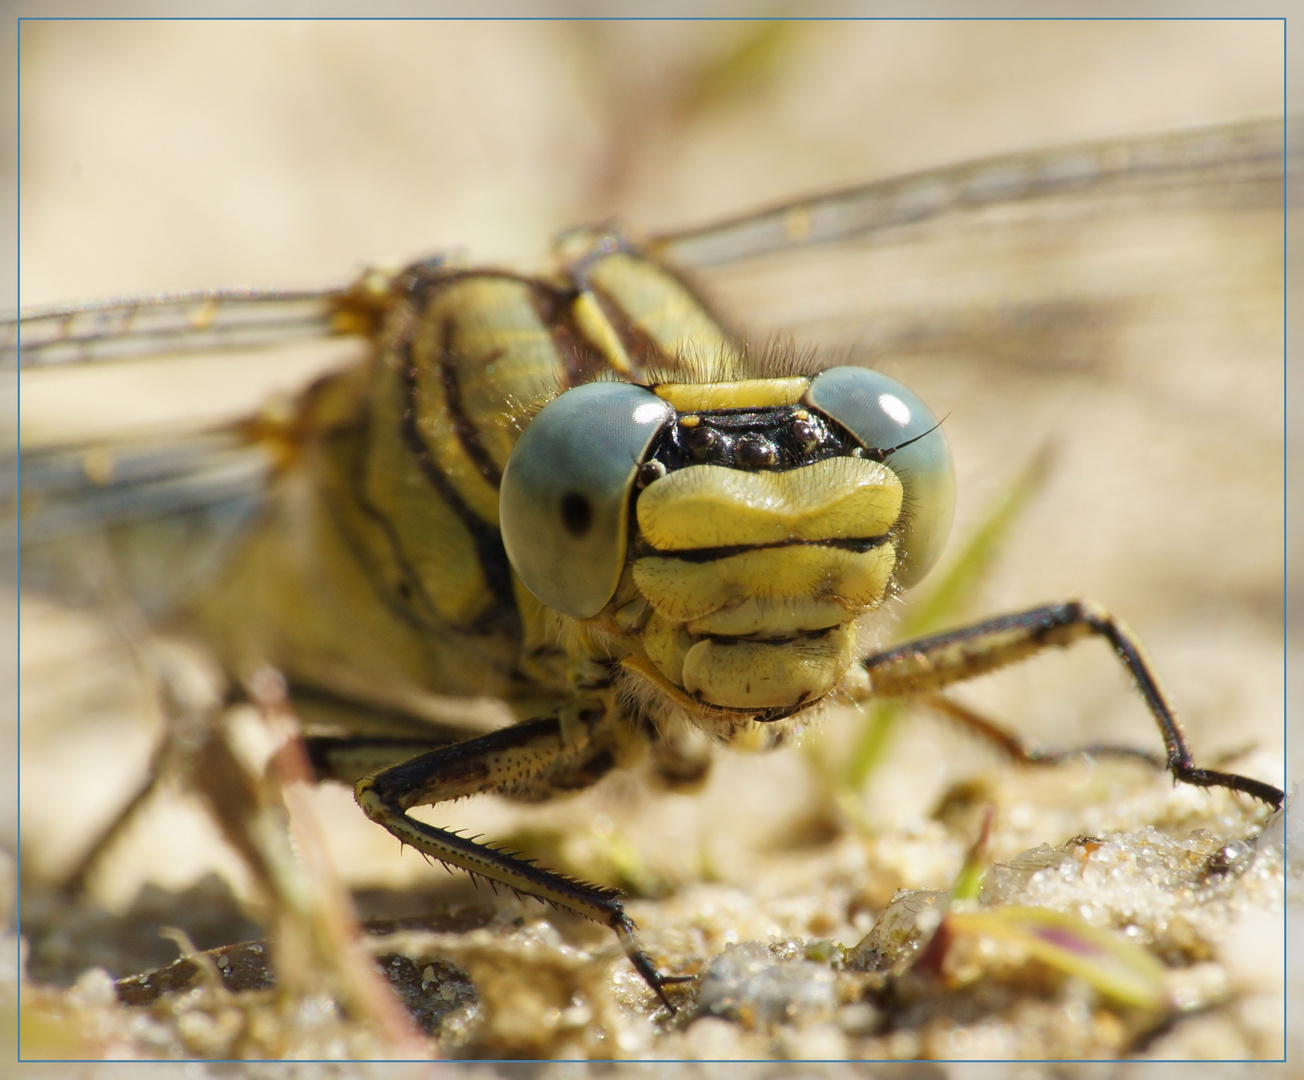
[862,600,1283,810]
[352,701,685,1011]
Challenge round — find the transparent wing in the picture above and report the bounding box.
[649,113,1288,392]
[11,431,274,542]
[652,116,1285,269]
[4,286,355,606]
[1,287,364,369]
[650,116,1288,370]
[1,252,426,373]
[9,429,277,619]
[647,115,1285,462]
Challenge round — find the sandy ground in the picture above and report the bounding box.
[5,16,1295,1070]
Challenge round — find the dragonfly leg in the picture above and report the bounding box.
[353,700,684,1011]
[918,692,1165,769]
[861,600,1283,810]
[304,733,473,785]
[59,638,229,895]
[59,732,171,896]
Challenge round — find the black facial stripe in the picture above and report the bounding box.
[636,534,891,563]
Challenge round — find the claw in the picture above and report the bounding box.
[613,914,691,1014]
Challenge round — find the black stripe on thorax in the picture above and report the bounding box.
[393,334,520,633]
[435,317,505,488]
[328,415,516,645]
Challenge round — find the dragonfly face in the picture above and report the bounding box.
[501,364,952,717]
[490,238,956,720]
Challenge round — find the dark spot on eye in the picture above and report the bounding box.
[396,580,413,601]
[561,492,593,536]
[736,433,777,469]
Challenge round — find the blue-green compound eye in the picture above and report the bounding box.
[806,366,955,589]
[501,382,674,618]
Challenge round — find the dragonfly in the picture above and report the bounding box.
[6,116,1287,1012]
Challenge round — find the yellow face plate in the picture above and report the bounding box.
[653,377,810,412]
[636,457,903,552]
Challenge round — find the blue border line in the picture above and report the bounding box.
[15,12,22,1065]
[1277,14,1288,1064]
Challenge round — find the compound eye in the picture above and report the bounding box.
[806,366,955,588]
[500,382,673,618]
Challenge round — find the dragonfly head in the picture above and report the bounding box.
[500,367,954,718]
